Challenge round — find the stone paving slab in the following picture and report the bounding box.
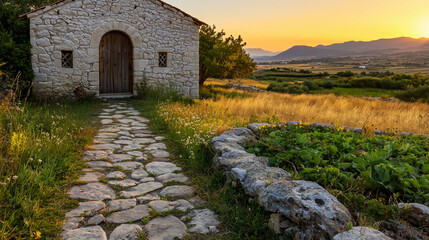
[107,199,137,211]
[160,185,194,200]
[145,216,187,240]
[106,171,127,180]
[63,102,220,239]
[110,224,143,240]
[79,172,105,183]
[155,173,189,184]
[68,183,116,201]
[66,201,105,218]
[106,205,151,224]
[145,162,181,176]
[121,182,164,198]
[108,154,133,162]
[63,226,107,240]
[83,150,112,161]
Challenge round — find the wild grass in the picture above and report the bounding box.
[133,84,427,239]
[133,95,280,239]
[0,91,102,239]
[196,87,429,134]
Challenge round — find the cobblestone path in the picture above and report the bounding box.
[62,102,219,240]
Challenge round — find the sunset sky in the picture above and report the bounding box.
[164,0,429,52]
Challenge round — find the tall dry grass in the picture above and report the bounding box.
[198,91,429,134]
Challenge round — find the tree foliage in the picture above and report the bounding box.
[199,25,256,85]
[0,0,56,13]
[0,0,56,90]
[0,5,32,83]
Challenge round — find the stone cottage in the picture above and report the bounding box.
[20,0,204,98]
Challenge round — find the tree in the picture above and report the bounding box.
[0,0,57,89]
[0,0,56,13]
[199,25,256,85]
[0,4,32,84]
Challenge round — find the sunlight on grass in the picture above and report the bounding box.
[0,94,102,239]
[197,88,429,134]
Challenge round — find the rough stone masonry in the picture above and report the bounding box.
[21,0,203,98]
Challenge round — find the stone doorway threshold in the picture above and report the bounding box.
[99,93,134,99]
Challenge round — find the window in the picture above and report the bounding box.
[61,50,73,68]
[158,52,167,67]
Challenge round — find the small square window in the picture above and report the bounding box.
[158,52,167,67]
[61,50,73,68]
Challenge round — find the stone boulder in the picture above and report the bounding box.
[258,180,352,239]
[333,227,391,240]
[398,203,429,233]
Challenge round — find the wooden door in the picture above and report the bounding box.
[99,31,133,94]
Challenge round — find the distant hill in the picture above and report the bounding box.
[245,48,280,57]
[268,45,350,61]
[261,37,429,61]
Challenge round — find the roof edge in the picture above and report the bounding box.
[19,0,207,26]
[157,0,206,26]
[19,0,65,18]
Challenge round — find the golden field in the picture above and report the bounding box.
[172,87,429,134]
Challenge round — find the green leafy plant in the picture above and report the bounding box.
[248,124,429,222]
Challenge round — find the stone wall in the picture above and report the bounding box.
[26,0,200,98]
[211,126,352,239]
[211,122,429,239]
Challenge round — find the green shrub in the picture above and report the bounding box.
[267,83,309,94]
[336,82,352,88]
[348,77,406,90]
[395,85,429,102]
[303,80,318,90]
[379,78,406,89]
[267,82,289,93]
[336,71,354,77]
[287,85,308,94]
[403,74,429,88]
[319,81,334,89]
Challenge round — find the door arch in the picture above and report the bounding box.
[99,31,133,94]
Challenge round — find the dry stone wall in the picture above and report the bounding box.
[27,0,200,98]
[211,126,353,239]
[211,122,423,239]
[213,122,429,239]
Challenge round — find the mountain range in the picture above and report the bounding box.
[244,48,281,57]
[247,37,429,61]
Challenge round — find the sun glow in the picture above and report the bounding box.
[418,18,429,38]
[164,0,429,51]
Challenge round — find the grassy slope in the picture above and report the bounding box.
[132,98,280,240]
[0,100,102,239]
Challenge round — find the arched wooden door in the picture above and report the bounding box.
[99,31,133,94]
